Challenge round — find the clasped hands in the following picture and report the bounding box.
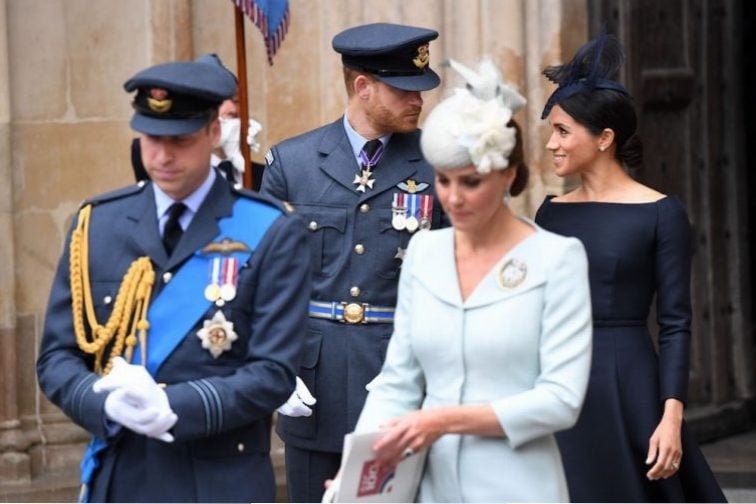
[92,357,177,443]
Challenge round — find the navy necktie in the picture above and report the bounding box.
[361,139,384,169]
[163,202,186,256]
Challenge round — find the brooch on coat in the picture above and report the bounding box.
[498,259,527,289]
[197,310,238,358]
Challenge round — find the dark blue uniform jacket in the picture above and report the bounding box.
[37,173,310,502]
[261,118,444,452]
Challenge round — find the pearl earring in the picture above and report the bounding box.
[599,146,606,152]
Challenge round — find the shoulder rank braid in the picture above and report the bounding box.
[69,204,155,375]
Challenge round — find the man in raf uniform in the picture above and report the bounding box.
[37,58,309,502]
[260,22,445,502]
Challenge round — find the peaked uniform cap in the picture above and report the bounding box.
[194,53,238,83]
[332,22,440,91]
[124,60,237,136]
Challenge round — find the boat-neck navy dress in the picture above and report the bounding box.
[535,195,726,502]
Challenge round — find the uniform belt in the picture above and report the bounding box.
[308,301,395,324]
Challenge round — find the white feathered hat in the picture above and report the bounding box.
[421,58,526,173]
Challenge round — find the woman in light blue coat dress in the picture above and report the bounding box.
[351,60,594,502]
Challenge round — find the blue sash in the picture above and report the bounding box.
[79,197,282,502]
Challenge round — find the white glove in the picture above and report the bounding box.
[103,387,178,442]
[94,357,178,442]
[277,377,316,417]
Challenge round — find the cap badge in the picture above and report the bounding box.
[197,310,238,358]
[498,258,527,289]
[413,44,430,69]
[147,88,173,113]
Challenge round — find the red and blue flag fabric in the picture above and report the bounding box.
[232,0,290,64]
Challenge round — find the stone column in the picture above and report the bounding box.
[0,0,32,486]
[2,0,194,499]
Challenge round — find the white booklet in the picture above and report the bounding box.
[322,430,427,503]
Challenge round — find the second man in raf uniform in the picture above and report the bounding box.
[260,22,445,502]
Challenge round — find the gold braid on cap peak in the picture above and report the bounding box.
[69,204,155,375]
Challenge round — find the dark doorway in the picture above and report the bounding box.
[744,0,756,356]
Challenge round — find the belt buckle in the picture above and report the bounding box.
[342,302,366,324]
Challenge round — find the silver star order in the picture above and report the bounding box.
[394,247,406,261]
[196,310,238,358]
[353,169,376,193]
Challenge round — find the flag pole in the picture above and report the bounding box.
[234,6,253,189]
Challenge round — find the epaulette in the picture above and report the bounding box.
[230,184,295,214]
[80,181,149,208]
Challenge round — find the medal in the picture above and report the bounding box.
[204,283,221,302]
[419,195,433,230]
[204,258,223,302]
[405,194,419,233]
[197,310,238,358]
[353,168,376,193]
[392,193,406,230]
[353,140,385,192]
[220,284,237,302]
[219,257,239,302]
[205,256,240,306]
[392,212,406,230]
[405,216,419,233]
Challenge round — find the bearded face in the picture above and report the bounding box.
[365,81,423,134]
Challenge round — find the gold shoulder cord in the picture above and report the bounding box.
[69,204,155,375]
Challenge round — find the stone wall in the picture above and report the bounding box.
[0,0,586,498]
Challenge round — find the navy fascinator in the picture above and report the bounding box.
[541,30,630,119]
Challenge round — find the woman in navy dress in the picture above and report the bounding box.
[534,33,726,502]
